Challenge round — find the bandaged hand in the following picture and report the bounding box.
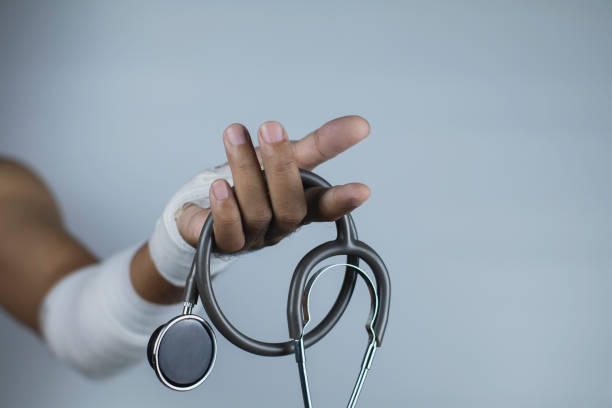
[150,117,371,287]
[174,118,371,271]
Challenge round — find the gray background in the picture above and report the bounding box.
[1,1,611,407]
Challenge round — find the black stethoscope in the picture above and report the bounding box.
[147,169,391,407]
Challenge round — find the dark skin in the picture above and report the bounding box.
[0,116,371,333]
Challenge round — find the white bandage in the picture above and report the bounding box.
[40,164,240,378]
[148,163,236,286]
[39,246,178,379]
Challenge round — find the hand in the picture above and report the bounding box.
[176,116,371,253]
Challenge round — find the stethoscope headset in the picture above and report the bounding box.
[147,169,391,407]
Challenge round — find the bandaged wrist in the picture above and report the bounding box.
[148,163,237,287]
[39,246,178,379]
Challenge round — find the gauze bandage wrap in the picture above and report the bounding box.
[39,246,178,378]
[40,164,239,378]
[149,163,236,286]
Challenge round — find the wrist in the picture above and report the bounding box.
[130,243,183,304]
[148,163,237,287]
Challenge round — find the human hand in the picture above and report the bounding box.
[176,116,371,253]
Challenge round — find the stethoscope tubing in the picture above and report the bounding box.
[191,169,363,356]
[158,168,390,408]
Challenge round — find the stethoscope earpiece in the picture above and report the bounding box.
[148,169,391,407]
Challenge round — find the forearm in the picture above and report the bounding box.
[0,159,95,332]
[35,162,236,378]
[0,158,180,334]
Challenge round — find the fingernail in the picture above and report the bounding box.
[226,125,247,146]
[260,122,285,144]
[212,181,229,201]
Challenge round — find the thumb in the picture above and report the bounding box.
[292,115,370,170]
[253,115,370,171]
[175,203,211,247]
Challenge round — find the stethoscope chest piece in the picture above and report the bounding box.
[148,314,217,391]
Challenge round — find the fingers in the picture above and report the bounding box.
[209,179,245,252]
[223,124,271,246]
[177,118,370,254]
[258,122,307,241]
[175,182,371,250]
[302,183,371,224]
[175,180,245,252]
[292,115,370,170]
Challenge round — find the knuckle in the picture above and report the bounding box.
[235,159,256,173]
[220,236,245,253]
[212,208,241,228]
[275,206,307,228]
[246,206,273,228]
[246,236,266,251]
[215,213,242,227]
[211,200,239,221]
[270,157,298,175]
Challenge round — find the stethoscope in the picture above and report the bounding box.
[147,169,391,407]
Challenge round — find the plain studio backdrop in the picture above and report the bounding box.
[1,1,611,407]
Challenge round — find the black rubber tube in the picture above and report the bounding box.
[195,169,360,356]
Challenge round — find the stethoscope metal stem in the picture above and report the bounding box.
[294,263,380,408]
[182,302,194,315]
[347,340,376,408]
[294,339,313,408]
[296,337,377,408]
